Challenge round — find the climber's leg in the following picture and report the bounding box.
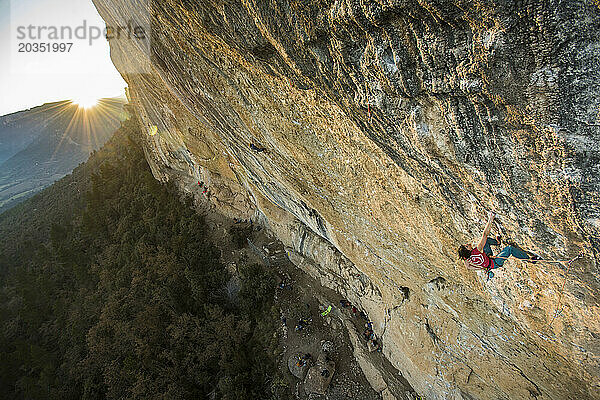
[483,237,499,256]
[493,245,530,268]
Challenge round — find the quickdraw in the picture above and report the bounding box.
[549,251,585,326]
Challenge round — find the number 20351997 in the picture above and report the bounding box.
[18,42,73,52]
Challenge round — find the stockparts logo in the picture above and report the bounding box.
[8,0,152,74]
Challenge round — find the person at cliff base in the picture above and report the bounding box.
[457,212,538,276]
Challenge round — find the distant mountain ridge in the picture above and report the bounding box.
[0,98,127,213]
[0,101,64,165]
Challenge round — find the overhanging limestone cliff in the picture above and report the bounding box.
[93,1,600,398]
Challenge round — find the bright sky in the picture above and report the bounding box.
[0,0,127,116]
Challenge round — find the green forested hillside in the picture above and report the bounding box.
[0,119,284,399]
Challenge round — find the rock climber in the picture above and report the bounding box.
[458,212,538,276]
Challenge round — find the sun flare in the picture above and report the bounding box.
[71,95,100,110]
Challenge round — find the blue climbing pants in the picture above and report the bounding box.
[493,246,529,269]
[483,237,499,256]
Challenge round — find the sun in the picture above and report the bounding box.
[71,95,100,110]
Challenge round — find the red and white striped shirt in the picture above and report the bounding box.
[468,248,492,270]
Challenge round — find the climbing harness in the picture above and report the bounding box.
[548,251,585,326]
[321,305,332,317]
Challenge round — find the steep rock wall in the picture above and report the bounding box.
[93,1,600,399]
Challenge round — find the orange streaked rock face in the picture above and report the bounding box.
[94,1,599,398]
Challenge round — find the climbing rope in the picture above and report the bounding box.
[467,253,576,271]
[490,254,576,265]
[472,250,586,292]
[548,251,585,326]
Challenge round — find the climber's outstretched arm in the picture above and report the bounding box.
[476,212,495,252]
